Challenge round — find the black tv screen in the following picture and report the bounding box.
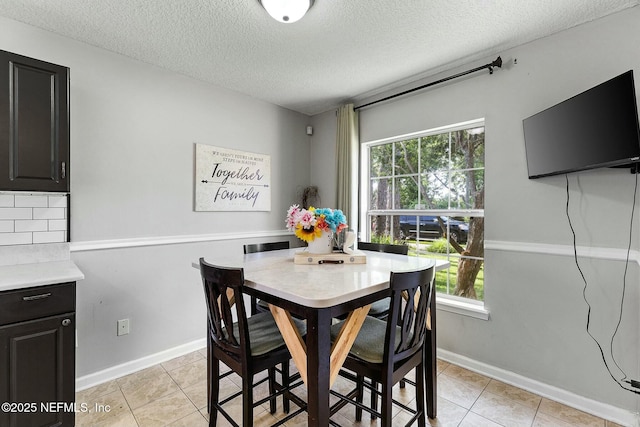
[523,70,640,179]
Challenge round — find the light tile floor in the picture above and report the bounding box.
[75,348,624,427]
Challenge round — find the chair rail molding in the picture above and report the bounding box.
[485,239,640,265]
[70,230,292,252]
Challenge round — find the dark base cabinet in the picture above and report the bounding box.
[0,283,76,427]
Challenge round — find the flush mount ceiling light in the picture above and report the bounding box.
[259,0,314,23]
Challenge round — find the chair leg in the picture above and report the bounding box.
[425,332,437,419]
[416,362,427,427]
[209,357,219,427]
[242,377,253,427]
[355,374,364,422]
[370,380,378,420]
[268,368,277,414]
[281,361,290,413]
[381,381,392,427]
[206,336,211,413]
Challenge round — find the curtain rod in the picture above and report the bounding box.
[354,56,503,111]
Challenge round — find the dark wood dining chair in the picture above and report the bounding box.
[243,241,290,315]
[329,266,435,427]
[199,258,306,427]
[357,241,409,255]
[243,241,290,254]
[356,241,409,319]
[354,241,412,417]
[357,241,438,419]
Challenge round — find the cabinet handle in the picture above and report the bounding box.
[61,318,72,327]
[22,292,52,301]
[61,162,66,179]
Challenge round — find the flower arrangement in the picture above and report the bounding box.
[286,204,348,243]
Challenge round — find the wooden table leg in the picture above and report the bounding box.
[269,304,372,426]
[306,309,332,427]
[329,304,370,387]
[269,306,308,385]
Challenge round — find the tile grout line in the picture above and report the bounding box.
[531,395,542,427]
[116,375,141,427]
[462,372,492,427]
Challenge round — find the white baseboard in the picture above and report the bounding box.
[75,338,206,391]
[438,349,638,427]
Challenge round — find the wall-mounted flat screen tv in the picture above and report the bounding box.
[523,70,640,179]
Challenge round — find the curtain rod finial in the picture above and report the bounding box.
[488,56,502,74]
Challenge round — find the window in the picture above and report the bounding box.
[361,119,485,303]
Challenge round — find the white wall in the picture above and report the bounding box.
[0,17,311,377]
[353,6,640,415]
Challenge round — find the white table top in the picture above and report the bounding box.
[198,248,449,308]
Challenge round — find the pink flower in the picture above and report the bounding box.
[285,205,301,231]
[299,210,316,228]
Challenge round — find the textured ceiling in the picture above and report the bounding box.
[0,0,637,115]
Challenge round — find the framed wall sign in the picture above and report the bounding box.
[194,143,271,211]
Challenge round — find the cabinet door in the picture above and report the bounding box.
[0,50,70,192]
[0,313,75,427]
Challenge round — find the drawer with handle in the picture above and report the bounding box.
[0,282,75,325]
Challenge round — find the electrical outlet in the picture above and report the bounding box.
[117,319,130,336]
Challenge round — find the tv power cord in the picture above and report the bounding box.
[565,174,640,395]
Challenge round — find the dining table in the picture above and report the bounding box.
[194,247,449,426]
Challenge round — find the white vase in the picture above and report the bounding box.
[307,230,333,254]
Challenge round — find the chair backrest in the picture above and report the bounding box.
[358,241,408,255]
[384,266,434,364]
[199,258,250,359]
[243,241,290,254]
[243,241,290,315]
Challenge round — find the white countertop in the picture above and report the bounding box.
[0,260,84,292]
[0,243,84,292]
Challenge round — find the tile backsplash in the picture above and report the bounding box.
[0,193,68,246]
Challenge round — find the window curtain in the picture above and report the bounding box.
[335,104,359,230]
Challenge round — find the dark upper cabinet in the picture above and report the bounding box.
[0,50,70,192]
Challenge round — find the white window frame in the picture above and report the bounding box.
[359,118,489,320]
